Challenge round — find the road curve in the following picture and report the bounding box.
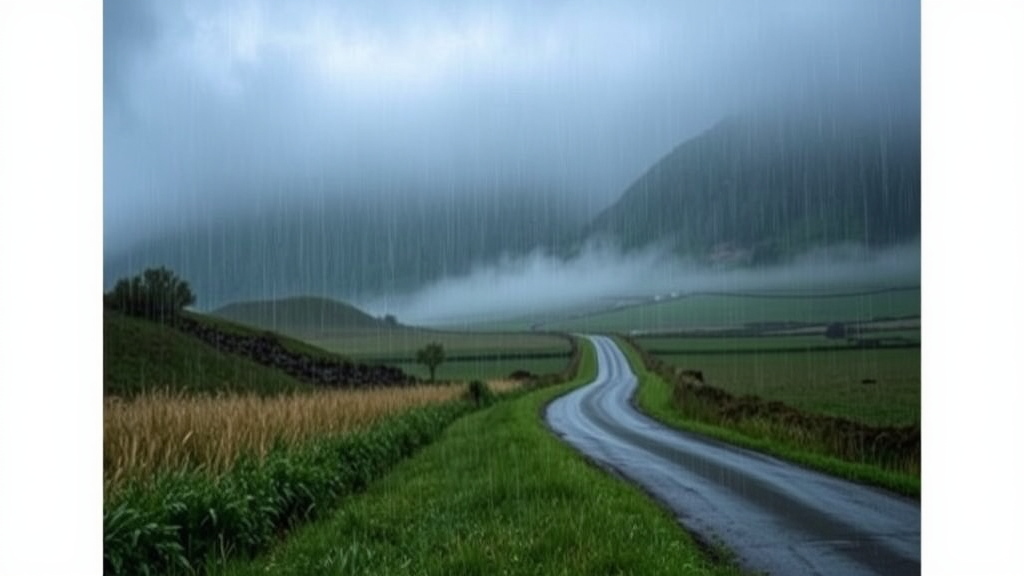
[545,335,920,576]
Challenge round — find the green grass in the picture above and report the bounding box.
[652,348,920,427]
[212,341,744,576]
[104,310,312,396]
[390,356,571,381]
[547,288,920,332]
[636,334,842,352]
[619,337,919,496]
[311,329,571,358]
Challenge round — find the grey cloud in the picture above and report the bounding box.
[104,0,919,250]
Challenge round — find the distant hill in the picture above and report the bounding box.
[584,111,920,264]
[104,309,311,396]
[212,296,389,338]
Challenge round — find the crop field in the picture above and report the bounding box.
[544,287,920,333]
[650,348,920,427]
[104,384,509,496]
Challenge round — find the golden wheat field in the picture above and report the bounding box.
[104,380,519,495]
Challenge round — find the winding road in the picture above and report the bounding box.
[545,335,920,576]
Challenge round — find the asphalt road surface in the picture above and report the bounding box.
[545,335,920,576]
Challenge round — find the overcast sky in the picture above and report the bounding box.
[104,0,919,250]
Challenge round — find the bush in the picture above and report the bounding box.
[466,380,496,407]
[106,266,196,322]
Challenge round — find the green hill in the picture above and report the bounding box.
[584,112,920,263]
[104,309,312,396]
[211,296,389,338]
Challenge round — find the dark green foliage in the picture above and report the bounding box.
[103,402,472,576]
[415,342,446,382]
[586,113,921,260]
[106,266,196,322]
[465,380,496,407]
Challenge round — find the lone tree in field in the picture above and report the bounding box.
[105,266,196,322]
[416,342,446,383]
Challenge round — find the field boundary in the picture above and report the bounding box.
[644,341,920,356]
[618,335,920,497]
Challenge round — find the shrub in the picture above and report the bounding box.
[466,380,496,407]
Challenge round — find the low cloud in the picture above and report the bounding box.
[372,241,921,326]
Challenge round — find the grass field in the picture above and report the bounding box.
[650,348,919,427]
[635,330,920,354]
[104,384,486,496]
[622,338,919,495]
[310,328,571,358]
[104,310,312,396]
[212,342,743,576]
[545,287,920,333]
[308,328,573,381]
[389,356,571,381]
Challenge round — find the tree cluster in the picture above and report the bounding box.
[105,266,196,321]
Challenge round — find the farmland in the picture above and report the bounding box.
[104,385,477,495]
[203,296,575,381]
[102,293,587,575]
[309,328,574,381]
[648,347,919,426]
[623,336,920,494]
[212,341,742,576]
[542,286,920,333]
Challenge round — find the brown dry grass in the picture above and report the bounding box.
[484,379,522,394]
[104,380,519,495]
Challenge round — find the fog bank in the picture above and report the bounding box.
[371,241,921,326]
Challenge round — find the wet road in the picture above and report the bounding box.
[545,335,920,576]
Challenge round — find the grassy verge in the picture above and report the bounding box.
[213,340,743,576]
[618,337,919,497]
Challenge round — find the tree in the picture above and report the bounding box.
[105,266,196,322]
[416,342,445,383]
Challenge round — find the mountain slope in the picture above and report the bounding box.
[584,112,920,264]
